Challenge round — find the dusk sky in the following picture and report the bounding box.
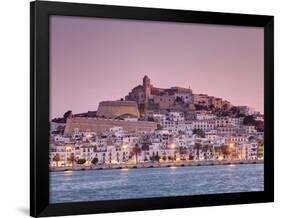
[50,15,264,119]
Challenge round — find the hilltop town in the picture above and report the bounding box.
[50,76,264,170]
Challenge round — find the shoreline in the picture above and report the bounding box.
[50,159,263,172]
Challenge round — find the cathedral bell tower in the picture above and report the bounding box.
[143,75,151,103]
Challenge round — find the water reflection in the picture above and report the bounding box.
[50,164,264,203]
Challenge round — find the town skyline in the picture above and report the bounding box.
[50,16,264,118]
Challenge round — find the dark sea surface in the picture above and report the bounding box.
[50,164,264,203]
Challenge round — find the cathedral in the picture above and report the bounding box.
[125,75,194,117]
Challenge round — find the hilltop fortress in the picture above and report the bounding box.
[125,75,232,117]
[63,75,233,135]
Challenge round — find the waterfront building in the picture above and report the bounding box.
[235,142,258,160]
[49,143,75,167]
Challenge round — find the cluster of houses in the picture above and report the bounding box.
[50,110,264,168]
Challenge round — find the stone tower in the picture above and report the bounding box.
[143,75,151,103]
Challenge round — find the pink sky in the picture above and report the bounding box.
[50,16,264,119]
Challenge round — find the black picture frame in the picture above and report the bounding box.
[30,1,274,217]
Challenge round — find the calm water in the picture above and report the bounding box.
[50,164,264,203]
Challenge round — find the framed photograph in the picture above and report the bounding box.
[30,1,274,217]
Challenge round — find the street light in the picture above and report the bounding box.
[122,144,128,149]
[170,143,176,149]
[86,133,93,138]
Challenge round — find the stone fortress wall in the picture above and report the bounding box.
[64,117,157,136]
[96,100,140,118]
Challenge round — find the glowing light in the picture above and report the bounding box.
[122,144,128,149]
[66,145,72,152]
[218,156,224,161]
[170,143,176,149]
[57,161,64,167]
[229,143,234,148]
[85,160,91,166]
[176,157,181,162]
[86,133,93,138]
[111,160,117,164]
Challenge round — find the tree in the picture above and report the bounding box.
[214,146,222,158]
[203,144,210,152]
[132,144,141,163]
[257,144,264,159]
[53,154,60,167]
[91,157,99,165]
[188,153,194,160]
[63,110,72,120]
[59,125,66,133]
[202,144,212,160]
[77,159,86,165]
[150,154,160,162]
[147,117,155,122]
[221,145,232,159]
[193,129,205,138]
[243,115,256,125]
[256,121,264,132]
[68,153,77,169]
[194,143,202,159]
[51,117,65,123]
[179,146,187,155]
[141,143,150,151]
[154,154,160,162]
[248,136,255,141]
